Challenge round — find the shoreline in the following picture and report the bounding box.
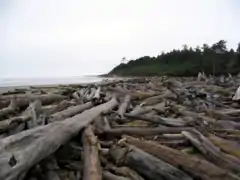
[0,76,126,94]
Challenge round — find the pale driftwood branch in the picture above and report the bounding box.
[0,97,118,180]
[118,95,131,119]
[49,102,94,122]
[43,100,72,115]
[82,125,102,180]
[26,100,43,128]
[93,87,101,101]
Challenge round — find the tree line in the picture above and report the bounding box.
[109,40,240,76]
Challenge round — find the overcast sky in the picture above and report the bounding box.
[1,0,240,78]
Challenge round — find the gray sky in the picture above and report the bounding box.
[1,0,240,78]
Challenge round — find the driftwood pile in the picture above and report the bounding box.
[0,76,240,180]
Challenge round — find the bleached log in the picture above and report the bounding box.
[102,127,191,137]
[109,144,193,180]
[49,102,94,122]
[82,125,102,180]
[125,114,187,127]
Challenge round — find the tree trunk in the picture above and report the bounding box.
[109,144,193,180]
[124,114,187,127]
[0,97,118,180]
[49,102,94,122]
[208,134,240,159]
[106,165,145,180]
[82,125,102,180]
[124,135,239,180]
[103,171,131,180]
[102,127,191,137]
[182,129,240,174]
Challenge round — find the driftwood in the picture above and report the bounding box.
[102,127,191,137]
[0,94,65,109]
[82,125,102,180]
[43,100,72,115]
[49,102,94,122]
[106,165,145,180]
[118,95,131,119]
[0,100,17,120]
[128,105,153,116]
[124,135,239,180]
[0,115,31,133]
[0,76,240,180]
[103,171,131,180]
[93,87,102,102]
[109,144,193,180]
[182,129,240,174]
[208,134,240,159]
[0,97,118,180]
[125,113,187,127]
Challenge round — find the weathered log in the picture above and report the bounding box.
[124,135,239,180]
[106,165,145,180]
[139,94,163,106]
[0,94,65,109]
[102,127,191,137]
[94,116,110,134]
[118,95,131,119]
[82,125,102,180]
[26,100,44,128]
[109,144,193,180]
[0,97,118,180]
[213,120,240,130]
[208,134,240,158]
[182,129,240,173]
[0,115,31,133]
[128,105,153,116]
[124,113,187,127]
[93,87,101,101]
[103,171,131,180]
[43,100,73,116]
[49,102,94,122]
[0,100,17,120]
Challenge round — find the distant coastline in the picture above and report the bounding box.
[0,76,120,93]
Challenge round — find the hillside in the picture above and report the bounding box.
[109,40,240,76]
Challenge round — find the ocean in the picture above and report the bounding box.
[0,76,111,87]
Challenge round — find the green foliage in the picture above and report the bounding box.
[109,40,240,76]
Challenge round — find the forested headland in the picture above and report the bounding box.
[109,40,240,76]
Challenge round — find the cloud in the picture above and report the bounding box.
[0,0,239,77]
